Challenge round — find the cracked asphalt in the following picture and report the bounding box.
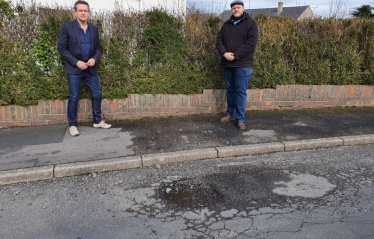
[0,144,373,238]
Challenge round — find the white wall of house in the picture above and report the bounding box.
[12,0,187,15]
[297,6,314,20]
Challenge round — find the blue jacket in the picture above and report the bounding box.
[57,20,101,75]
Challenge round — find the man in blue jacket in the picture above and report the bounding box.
[216,0,259,130]
[57,0,111,136]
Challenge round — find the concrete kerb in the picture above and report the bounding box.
[340,134,374,146]
[54,156,142,178]
[142,148,218,167]
[283,137,344,151]
[0,166,54,186]
[1,134,374,186]
[216,142,285,158]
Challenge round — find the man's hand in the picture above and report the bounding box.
[87,58,96,67]
[224,52,235,61]
[76,60,89,70]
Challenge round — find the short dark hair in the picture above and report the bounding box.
[74,1,90,11]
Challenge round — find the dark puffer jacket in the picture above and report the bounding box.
[216,11,259,68]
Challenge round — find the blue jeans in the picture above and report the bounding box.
[223,67,252,122]
[67,71,102,126]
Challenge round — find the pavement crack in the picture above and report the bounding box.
[297,218,305,233]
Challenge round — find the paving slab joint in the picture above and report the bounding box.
[214,147,219,158]
[279,141,286,151]
[140,155,144,168]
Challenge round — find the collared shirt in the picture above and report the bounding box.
[233,19,241,25]
[76,19,91,62]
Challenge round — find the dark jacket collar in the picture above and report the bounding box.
[228,11,250,24]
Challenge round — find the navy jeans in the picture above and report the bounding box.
[67,71,102,126]
[223,67,252,122]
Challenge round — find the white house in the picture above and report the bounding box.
[12,0,187,15]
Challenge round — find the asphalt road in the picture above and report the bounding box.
[0,144,373,239]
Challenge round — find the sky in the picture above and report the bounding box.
[187,0,373,17]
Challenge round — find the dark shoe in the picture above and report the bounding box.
[237,122,246,130]
[220,115,235,122]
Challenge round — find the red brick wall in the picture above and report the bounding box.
[1,85,373,128]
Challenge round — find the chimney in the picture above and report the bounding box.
[278,2,283,13]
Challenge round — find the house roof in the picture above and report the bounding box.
[221,6,310,20]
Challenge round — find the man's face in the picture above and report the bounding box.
[231,4,244,17]
[74,3,91,22]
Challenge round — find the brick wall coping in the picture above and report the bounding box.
[1,85,373,128]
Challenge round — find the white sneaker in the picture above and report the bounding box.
[93,121,112,129]
[69,126,79,136]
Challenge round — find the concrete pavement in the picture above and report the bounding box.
[1,107,374,185]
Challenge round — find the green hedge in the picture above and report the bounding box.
[1,3,374,106]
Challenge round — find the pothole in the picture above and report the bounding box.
[158,169,338,208]
[160,183,223,208]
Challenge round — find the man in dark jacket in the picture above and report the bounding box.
[216,0,259,130]
[57,0,111,136]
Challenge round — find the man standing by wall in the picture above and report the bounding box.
[216,0,259,130]
[58,0,111,136]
